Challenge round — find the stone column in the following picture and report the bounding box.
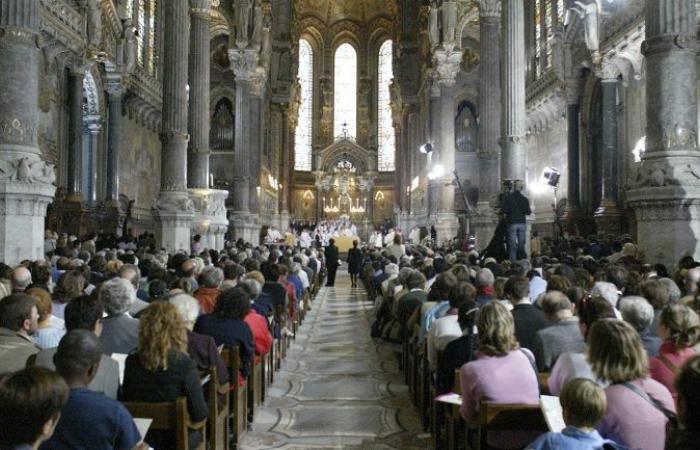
[594,63,622,234]
[104,81,123,205]
[153,0,194,253]
[229,49,264,243]
[628,0,700,266]
[84,120,101,205]
[473,0,502,249]
[187,0,211,189]
[0,0,56,263]
[280,104,294,227]
[500,0,527,182]
[66,68,85,202]
[565,79,582,224]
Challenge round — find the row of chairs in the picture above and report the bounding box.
[122,277,320,449]
[400,324,550,450]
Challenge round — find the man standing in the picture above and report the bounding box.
[325,238,339,287]
[502,180,531,262]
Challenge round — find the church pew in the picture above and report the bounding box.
[410,324,421,406]
[420,340,432,432]
[470,402,548,450]
[203,367,229,450]
[220,346,248,442]
[247,356,264,421]
[122,397,207,450]
[445,369,465,450]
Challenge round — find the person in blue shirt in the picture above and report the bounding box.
[528,378,627,450]
[40,330,145,450]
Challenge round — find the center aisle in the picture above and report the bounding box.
[240,269,431,449]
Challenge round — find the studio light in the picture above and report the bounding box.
[428,164,444,180]
[419,143,434,155]
[542,167,561,188]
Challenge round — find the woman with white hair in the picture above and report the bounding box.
[381,264,399,297]
[619,296,662,357]
[98,277,139,355]
[169,293,229,385]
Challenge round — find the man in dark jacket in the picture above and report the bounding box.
[325,239,340,287]
[505,276,547,350]
[501,179,532,262]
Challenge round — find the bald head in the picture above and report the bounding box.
[11,267,32,291]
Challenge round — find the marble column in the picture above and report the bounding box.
[280,104,294,227]
[0,0,56,263]
[153,0,194,253]
[66,69,85,202]
[565,81,582,219]
[472,0,502,249]
[594,64,622,234]
[628,0,700,266]
[187,1,210,189]
[84,120,101,206]
[500,0,527,183]
[229,49,264,243]
[104,81,123,205]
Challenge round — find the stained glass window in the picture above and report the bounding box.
[294,39,313,171]
[334,43,357,139]
[377,40,395,172]
[147,0,156,76]
[534,0,542,77]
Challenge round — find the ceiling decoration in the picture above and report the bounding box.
[294,0,398,26]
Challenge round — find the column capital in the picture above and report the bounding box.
[432,49,463,87]
[478,0,501,18]
[105,82,125,99]
[595,59,621,81]
[229,48,264,81]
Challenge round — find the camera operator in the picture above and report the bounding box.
[502,180,531,262]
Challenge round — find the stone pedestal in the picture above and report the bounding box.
[61,199,89,237]
[0,0,56,263]
[433,211,459,246]
[99,201,126,236]
[231,215,260,245]
[189,188,229,250]
[153,192,194,253]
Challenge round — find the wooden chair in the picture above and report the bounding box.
[247,356,263,421]
[445,369,464,450]
[538,372,550,395]
[472,402,548,450]
[220,346,248,442]
[420,341,432,431]
[203,367,229,450]
[122,397,207,450]
[410,324,421,406]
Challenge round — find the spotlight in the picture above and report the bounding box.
[420,143,434,155]
[542,167,561,188]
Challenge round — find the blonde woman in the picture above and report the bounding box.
[122,302,208,450]
[650,304,700,400]
[460,301,539,449]
[588,319,675,450]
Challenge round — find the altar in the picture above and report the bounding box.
[335,235,359,253]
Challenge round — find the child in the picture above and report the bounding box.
[528,378,628,450]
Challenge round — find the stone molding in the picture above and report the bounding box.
[477,0,501,18]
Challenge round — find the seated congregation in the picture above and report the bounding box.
[366,238,700,450]
[0,237,322,449]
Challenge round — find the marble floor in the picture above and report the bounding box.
[239,270,432,450]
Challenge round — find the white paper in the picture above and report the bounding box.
[435,392,462,406]
[540,395,566,433]
[111,353,128,385]
[133,418,152,439]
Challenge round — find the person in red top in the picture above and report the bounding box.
[193,266,224,314]
[649,303,700,401]
[239,279,273,364]
[278,265,297,320]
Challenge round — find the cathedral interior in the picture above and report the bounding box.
[1,0,698,267]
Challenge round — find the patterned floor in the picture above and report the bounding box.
[239,270,432,449]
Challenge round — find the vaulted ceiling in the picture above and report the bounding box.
[294,0,398,25]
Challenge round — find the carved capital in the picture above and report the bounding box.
[0,154,56,186]
[478,0,501,18]
[595,59,620,81]
[229,48,263,81]
[432,49,463,87]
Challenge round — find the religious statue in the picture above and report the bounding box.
[428,1,439,50]
[251,0,264,49]
[122,19,137,74]
[441,1,457,51]
[570,1,600,57]
[235,0,252,49]
[87,0,102,50]
[260,14,272,69]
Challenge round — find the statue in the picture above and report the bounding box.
[570,1,600,56]
[87,0,102,50]
[235,0,252,49]
[251,0,264,49]
[441,1,457,51]
[428,1,439,50]
[123,19,137,74]
[260,14,272,69]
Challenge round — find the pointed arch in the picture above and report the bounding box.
[377,39,395,171]
[294,38,314,171]
[333,43,358,138]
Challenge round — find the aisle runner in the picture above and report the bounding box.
[240,269,431,449]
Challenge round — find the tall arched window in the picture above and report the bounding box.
[211,98,235,151]
[294,39,313,171]
[377,40,395,172]
[533,0,566,78]
[334,43,357,138]
[455,101,478,153]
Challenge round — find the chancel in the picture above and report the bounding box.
[3,1,700,450]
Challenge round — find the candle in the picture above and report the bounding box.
[209,173,214,187]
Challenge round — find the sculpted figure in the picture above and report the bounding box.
[235,0,252,48]
[428,1,439,49]
[570,0,600,53]
[87,0,102,49]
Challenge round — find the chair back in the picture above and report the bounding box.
[205,367,229,450]
[478,402,547,450]
[123,397,206,450]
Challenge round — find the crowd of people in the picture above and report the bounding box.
[0,231,325,449]
[2,222,700,449]
[365,232,700,450]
